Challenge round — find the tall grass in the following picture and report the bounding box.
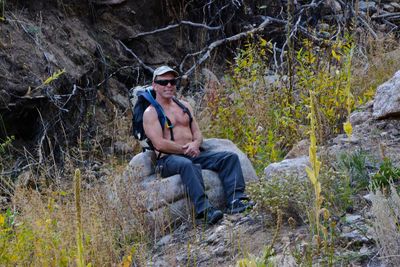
[74,169,85,267]
[370,185,400,266]
[0,166,150,266]
[306,92,323,240]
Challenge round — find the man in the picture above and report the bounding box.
[143,66,254,225]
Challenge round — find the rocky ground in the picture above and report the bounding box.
[143,70,400,266]
[1,0,400,266]
[145,208,380,266]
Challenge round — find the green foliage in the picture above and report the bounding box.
[337,150,370,192]
[318,165,353,214]
[204,34,363,175]
[248,175,308,220]
[0,206,73,266]
[205,36,283,173]
[371,158,400,191]
[0,135,14,155]
[296,37,355,142]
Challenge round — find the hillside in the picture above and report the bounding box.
[1,0,400,266]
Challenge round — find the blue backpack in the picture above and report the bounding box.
[129,86,193,152]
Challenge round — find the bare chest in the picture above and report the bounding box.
[164,105,190,127]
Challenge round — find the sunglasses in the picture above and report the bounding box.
[154,79,178,86]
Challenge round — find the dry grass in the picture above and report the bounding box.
[3,160,151,266]
[370,185,400,266]
[352,34,400,105]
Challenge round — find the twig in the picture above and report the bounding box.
[357,15,378,39]
[96,66,135,87]
[371,12,400,20]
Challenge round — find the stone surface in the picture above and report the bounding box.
[201,138,258,182]
[264,156,310,181]
[126,150,156,178]
[373,70,400,119]
[358,1,377,13]
[284,139,310,159]
[124,138,258,229]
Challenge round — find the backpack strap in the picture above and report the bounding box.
[139,89,175,140]
[139,90,194,158]
[172,97,193,131]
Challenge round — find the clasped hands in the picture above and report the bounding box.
[182,141,200,157]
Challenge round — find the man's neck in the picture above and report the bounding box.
[156,96,174,107]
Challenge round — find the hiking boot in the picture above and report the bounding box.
[225,198,255,214]
[196,207,223,225]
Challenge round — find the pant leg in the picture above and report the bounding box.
[192,151,247,204]
[157,155,212,214]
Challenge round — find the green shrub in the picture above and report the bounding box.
[248,175,309,221]
[336,150,370,192]
[371,158,400,191]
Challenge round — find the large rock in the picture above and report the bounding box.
[122,138,258,230]
[373,70,400,119]
[264,156,310,181]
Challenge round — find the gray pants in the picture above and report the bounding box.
[156,150,247,214]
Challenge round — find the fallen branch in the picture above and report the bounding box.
[127,20,221,40]
[183,17,273,76]
[371,12,400,20]
[357,15,378,39]
[117,40,154,74]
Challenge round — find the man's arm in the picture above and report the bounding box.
[182,101,203,157]
[143,107,184,154]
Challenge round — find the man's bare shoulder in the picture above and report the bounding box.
[143,105,158,120]
[177,99,195,113]
[178,98,192,108]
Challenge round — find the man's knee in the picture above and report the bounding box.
[224,151,239,162]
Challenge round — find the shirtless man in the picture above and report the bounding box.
[143,66,253,225]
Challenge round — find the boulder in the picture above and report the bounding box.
[264,156,310,181]
[126,150,156,178]
[358,1,377,13]
[122,138,258,230]
[373,70,400,119]
[284,139,310,159]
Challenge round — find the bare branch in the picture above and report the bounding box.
[357,15,378,39]
[372,12,400,20]
[96,66,135,88]
[127,20,221,40]
[117,40,154,74]
[183,17,273,76]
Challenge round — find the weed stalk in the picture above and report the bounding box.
[74,169,85,267]
[306,92,323,244]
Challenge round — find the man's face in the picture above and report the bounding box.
[153,72,177,99]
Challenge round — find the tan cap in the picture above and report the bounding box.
[153,66,178,81]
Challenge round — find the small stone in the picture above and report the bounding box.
[363,193,372,203]
[214,245,228,257]
[391,2,400,10]
[156,234,172,247]
[205,232,218,244]
[358,1,377,13]
[383,4,395,12]
[214,225,226,233]
[340,230,370,243]
[345,214,363,224]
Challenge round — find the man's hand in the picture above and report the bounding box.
[183,141,201,157]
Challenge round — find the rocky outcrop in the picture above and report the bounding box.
[264,69,400,184]
[373,70,400,119]
[121,138,258,231]
[264,156,309,181]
